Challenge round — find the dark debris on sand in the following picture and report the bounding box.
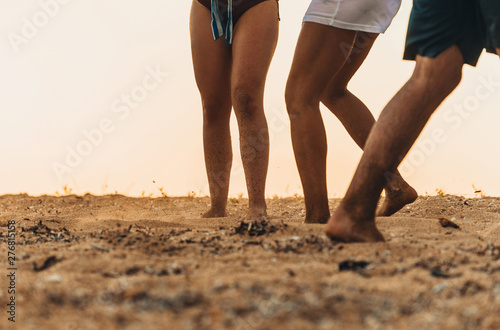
[233,220,287,237]
[33,255,62,272]
[18,220,81,245]
[338,260,371,272]
[438,217,460,229]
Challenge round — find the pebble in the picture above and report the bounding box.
[431,283,448,293]
[46,274,62,283]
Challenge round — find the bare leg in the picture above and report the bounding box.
[190,2,232,217]
[320,32,417,217]
[231,1,279,220]
[320,32,380,150]
[286,23,358,224]
[326,46,464,242]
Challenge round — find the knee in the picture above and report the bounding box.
[284,78,300,117]
[320,86,348,109]
[202,98,231,126]
[285,79,318,120]
[231,83,262,120]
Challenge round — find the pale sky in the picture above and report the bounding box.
[1,0,499,198]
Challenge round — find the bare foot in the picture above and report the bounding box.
[249,205,268,221]
[325,208,385,243]
[376,185,418,217]
[201,207,226,218]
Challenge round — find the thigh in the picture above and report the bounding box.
[287,22,357,101]
[230,0,279,96]
[324,31,378,94]
[190,1,232,102]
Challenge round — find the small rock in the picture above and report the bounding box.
[432,283,448,293]
[46,274,62,283]
[439,217,460,229]
[431,267,462,278]
[339,260,370,272]
[90,243,112,252]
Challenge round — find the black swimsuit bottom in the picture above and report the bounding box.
[197,0,278,25]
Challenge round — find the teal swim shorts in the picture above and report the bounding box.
[404,0,500,66]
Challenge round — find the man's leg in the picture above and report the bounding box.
[320,32,418,217]
[230,1,279,220]
[286,22,358,223]
[190,1,233,217]
[327,46,464,242]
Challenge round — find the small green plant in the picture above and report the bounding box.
[472,184,486,198]
[62,185,73,195]
[159,187,168,198]
[435,188,446,197]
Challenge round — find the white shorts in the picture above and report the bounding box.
[303,0,402,34]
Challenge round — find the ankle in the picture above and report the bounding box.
[248,199,266,210]
[209,202,226,212]
[338,200,375,222]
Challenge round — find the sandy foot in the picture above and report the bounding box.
[202,207,227,218]
[326,208,385,243]
[377,185,418,217]
[249,206,268,221]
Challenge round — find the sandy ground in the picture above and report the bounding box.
[0,193,499,330]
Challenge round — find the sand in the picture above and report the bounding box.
[0,194,499,329]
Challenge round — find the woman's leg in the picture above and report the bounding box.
[320,32,379,150]
[285,22,358,223]
[190,1,233,217]
[230,0,279,220]
[320,32,417,217]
